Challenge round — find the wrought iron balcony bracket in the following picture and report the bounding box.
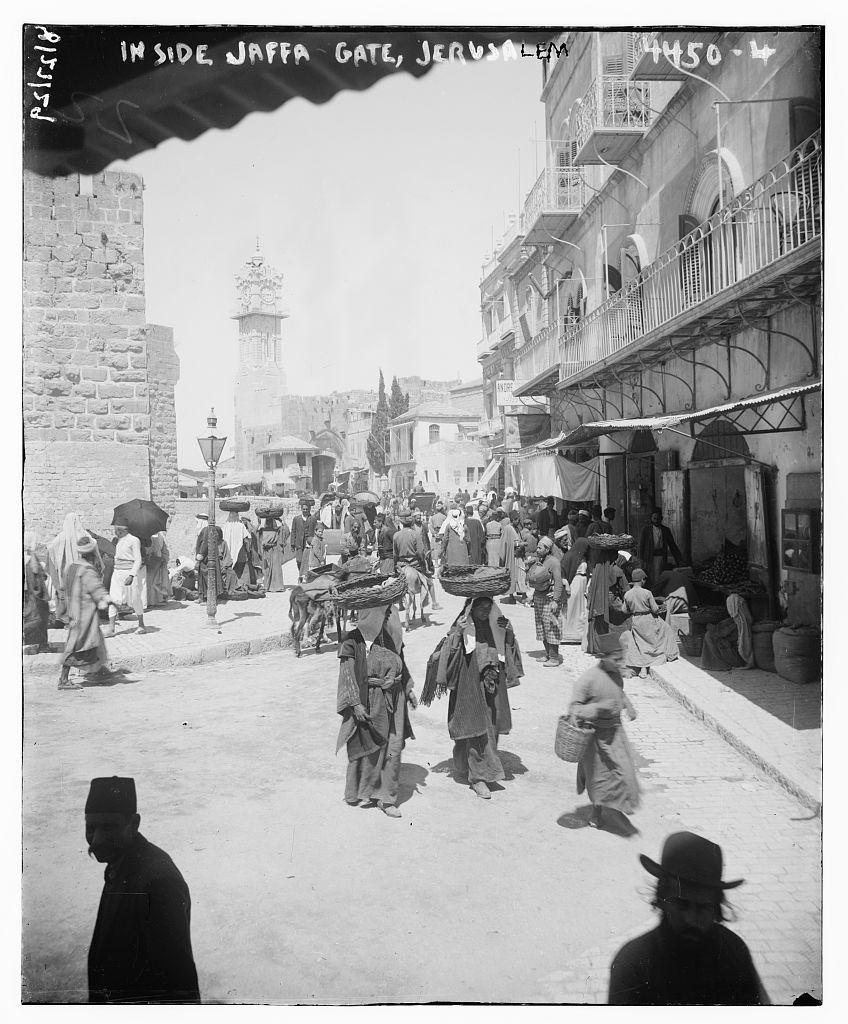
[734,302,817,378]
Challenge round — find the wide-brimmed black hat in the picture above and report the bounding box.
[640,831,744,890]
[85,776,137,815]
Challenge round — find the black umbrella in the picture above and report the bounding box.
[111,498,168,540]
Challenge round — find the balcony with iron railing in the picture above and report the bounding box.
[523,166,590,245]
[558,131,822,387]
[476,327,503,359]
[514,321,560,385]
[574,75,654,164]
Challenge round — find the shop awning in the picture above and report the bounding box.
[477,458,502,489]
[518,455,600,502]
[217,471,264,488]
[558,380,822,445]
[24,28,549,176]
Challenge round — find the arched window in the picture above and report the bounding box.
[428,424,440,443]
[691,419,751,462]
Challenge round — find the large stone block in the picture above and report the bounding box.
[97,383,134,398]
[80,367,108,382]
[86,400,109,414]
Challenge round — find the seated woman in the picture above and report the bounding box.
[620,569,679,677]
[701,593,755,671]
[422,596,523,799]
[568,633,640,834]
[653,566,697,618]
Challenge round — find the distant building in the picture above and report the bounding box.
[387,400,487,495]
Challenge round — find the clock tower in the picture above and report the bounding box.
[232,241,289,469]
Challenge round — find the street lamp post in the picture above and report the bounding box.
[197,408,227,628]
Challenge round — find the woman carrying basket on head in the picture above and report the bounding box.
[421,592,523,800]
[336,591,418,819]
[567,633,640,834]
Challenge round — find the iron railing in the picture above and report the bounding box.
[575,76,653,154]
[559,131,822,381]
[523,166,589,226]
[515,322,559,383]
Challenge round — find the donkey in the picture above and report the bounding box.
[398,563,430,630]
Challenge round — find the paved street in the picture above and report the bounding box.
[22,591,821,1004]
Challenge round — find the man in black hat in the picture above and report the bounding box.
[608,831,769,1005]
[85,777,200,1004]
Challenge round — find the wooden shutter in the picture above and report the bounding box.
[745,464,778,616]
[679,214,703,307]
[662,469,690,565]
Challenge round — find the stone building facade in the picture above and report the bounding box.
[23,169,180,538]
[491,30,821,624]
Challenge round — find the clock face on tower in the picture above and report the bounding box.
[261,286,276,305]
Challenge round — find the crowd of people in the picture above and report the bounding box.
[27,484,773,1006]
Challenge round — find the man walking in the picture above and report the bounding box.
[85,777,199,1004]
[608,831,769,1005]
[291,499,317,582]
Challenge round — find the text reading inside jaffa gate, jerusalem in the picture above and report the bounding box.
[22,23,822,1010]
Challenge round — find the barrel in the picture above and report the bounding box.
[772,627,821,685]
[751,620,781,673]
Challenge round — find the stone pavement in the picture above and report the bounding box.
[22,591,821,1004]
[24,586,823,819]
[649,657,821,813]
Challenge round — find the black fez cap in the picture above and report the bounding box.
[85,777,137,815]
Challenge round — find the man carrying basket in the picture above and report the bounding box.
[421,567,523,800]
[335,575,418,819]
[564,633,640,834]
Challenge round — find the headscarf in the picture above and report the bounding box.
[726,593,754,667]
[46,513,101,578]
[320,501,335,528]
[562,537,590,584]
[222,510,248,561]
[441,507,466,541]
[458,597,508,662]
[24,530,37,568]
[356,603,404,651]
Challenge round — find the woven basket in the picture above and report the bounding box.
[554,715,594,763]
[255,500,286,519]
[439,565,511,598]
[678,630,704,657]
[219,498,250,513]
[587,532,635,550]
[333,573,407,609]
[689,605,727,625]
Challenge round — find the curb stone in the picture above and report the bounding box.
[648,665,821,815]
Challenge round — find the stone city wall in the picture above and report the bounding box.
[23,170,179,539]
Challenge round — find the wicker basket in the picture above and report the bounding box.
[554,715,594,763]
[678,630,704,657]
[587,533,635,550]
[333,573,408,609]
[219,498,250,513]
[689,605,727,625]
[255,500,286,519]
[439,565,511,598]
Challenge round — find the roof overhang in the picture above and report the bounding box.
[558,380,822,445]
[513,366,559,399]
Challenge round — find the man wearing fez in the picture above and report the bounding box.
[290,499,317,582]
[85,777,199,1004]
[608,831,769,1005]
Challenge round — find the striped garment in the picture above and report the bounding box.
[533,590,561,645]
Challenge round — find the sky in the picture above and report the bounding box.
[115,49,546,469]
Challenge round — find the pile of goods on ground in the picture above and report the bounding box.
[693,550,763,595]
